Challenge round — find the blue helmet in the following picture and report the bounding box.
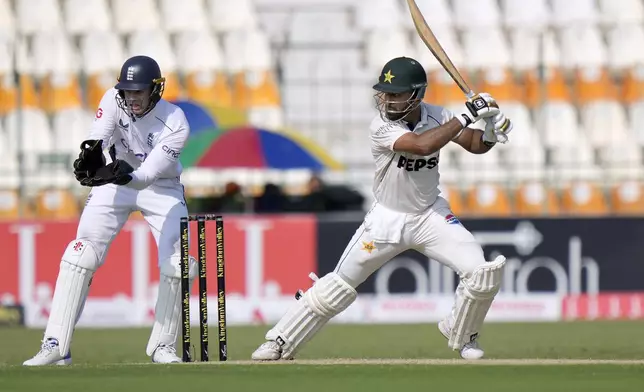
[115,55,165,118]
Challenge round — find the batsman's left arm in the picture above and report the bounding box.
[124,122,189,190]
[452,126,495,154]
[453,110,513,154]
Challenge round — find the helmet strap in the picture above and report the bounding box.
[115,81,165,120]
[374,89,424,123]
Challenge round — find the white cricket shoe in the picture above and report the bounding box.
[23,338,72,366]
[251,341,282,361]
[151,345,182,363]
[438,319,485,360]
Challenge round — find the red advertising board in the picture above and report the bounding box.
[0,215,316,326]
[562,293,644,320]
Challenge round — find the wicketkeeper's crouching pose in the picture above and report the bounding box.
[252,57,513,361]
[23,55,196,366]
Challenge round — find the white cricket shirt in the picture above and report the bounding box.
[88,88,190,190]
[370,102,455,213]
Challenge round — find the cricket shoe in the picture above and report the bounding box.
[438,319,485,360]
[23,337,72,366]
[251,341,283,361]
[151,345,182,363]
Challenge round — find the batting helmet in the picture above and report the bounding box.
[115,55,165,118]
[373,57,427,121]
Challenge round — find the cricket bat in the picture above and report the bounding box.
[405,0,475,99]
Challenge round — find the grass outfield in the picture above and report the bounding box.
[1,322,644,391]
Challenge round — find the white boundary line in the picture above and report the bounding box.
[6,359,643,368]
[124,359,644,366]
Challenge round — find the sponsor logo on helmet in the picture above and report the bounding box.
[126,66,135,81]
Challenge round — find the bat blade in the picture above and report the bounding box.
[405,0,474,98]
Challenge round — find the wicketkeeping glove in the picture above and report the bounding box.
[79,159,135,187]
[73,139,106,182]
[457,93,501,127]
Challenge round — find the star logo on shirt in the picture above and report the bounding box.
[361,240,376,254]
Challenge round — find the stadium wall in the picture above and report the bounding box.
[1,215,643,327]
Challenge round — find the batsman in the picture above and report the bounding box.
[252,57,513,361]
[23,55,197,365]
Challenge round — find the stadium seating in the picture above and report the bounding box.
[208,0,258,32]
[465,184,513,217]
[611,181,644,214]
[16,0,62,34]
[33,30,83,113]
[561,181,610,215]
[63,0,112,34]
[439,185,464,216]
[128,29,182,101]
[112,0,160,33]
[502,0,550,31]
[175,30,233,108]
[0,189,20,220]
[0,121,19,191]
[34,188,80,219]
[598,0,644,26]
[159,0,209,33]
[0,0,642,218]
[514,182,561,216]
[356,0,406,32]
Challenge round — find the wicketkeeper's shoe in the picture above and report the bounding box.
[438,318,485,360]
[151,345,182,363]
[251,341,282,361]
[23,337,72,366]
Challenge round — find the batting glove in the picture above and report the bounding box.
[456,93,501,127]
[483,112,513,145]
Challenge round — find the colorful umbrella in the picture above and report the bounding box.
[171,100,218,134]
[180,127,343,170]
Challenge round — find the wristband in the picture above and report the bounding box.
[456,114,471,128]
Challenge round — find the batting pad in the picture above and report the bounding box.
[146,256,196,356]
[448,255,506,350]
[45,239,100,356]
[266,272,357,359]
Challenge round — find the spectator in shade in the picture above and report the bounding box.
[296,175,328,212]
[218,182,246,213]
[255,183,286,213]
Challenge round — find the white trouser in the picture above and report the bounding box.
[334,197,486,287]
[333,197,492,338]
[78,180,187,267]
